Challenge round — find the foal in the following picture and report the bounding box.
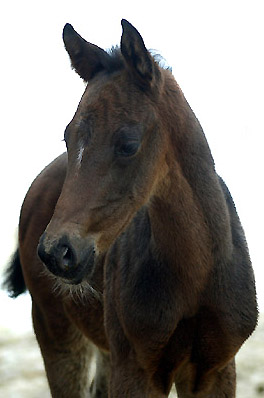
[4,19,257,398]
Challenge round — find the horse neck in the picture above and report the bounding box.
[149,165,212,267]
[148,73,233,271]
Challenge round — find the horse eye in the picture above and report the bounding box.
[115,140,140,157]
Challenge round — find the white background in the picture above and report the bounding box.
[0,0,263,331]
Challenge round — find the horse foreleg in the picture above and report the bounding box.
[108,353,169,398]
[175,359,236,398]
[212,359,236,398]
[32,300,93,398]
[90,349,110,398]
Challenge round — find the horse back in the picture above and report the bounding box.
[20,153,68,246]
[3,154,67,298]
[17,154,67,299]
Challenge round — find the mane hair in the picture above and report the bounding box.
[104,46,125,74]
[105,46,172,75]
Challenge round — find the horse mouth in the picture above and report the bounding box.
[60,273,89,286]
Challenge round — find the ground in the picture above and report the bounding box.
[0,311,263,397]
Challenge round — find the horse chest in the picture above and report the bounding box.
[105,238,182,354]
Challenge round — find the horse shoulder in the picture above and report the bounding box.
[213,177,258,335]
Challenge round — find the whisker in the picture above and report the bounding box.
[39,266,102,304]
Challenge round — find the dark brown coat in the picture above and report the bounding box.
[4,20,258,398]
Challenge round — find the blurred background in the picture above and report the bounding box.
[0,0,263,397]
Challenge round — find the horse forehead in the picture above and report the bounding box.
[77,75,153,129]
[82,75,124,109]
[75,84,131,132]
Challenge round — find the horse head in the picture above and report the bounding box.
[38,20,170,284]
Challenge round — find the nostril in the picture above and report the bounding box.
[37,233,77,275]
[60,245,75,269]
[37,233,95,283]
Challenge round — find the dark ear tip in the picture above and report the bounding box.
[121,19,133,32]
[121,19,128,27]
[63,23,75,40]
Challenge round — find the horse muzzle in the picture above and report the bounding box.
[37,232,95,284]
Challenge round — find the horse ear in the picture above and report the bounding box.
[121,19,155,87]
[63,24,110,82]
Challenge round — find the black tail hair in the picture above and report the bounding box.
[2,249,27,298]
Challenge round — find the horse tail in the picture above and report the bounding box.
[2,248,27,298]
